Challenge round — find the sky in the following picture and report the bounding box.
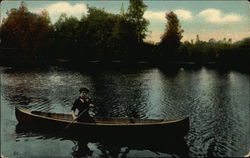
[1,1,250,43]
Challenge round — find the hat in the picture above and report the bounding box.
[79,87,89,93]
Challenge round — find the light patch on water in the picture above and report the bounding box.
[48,75,63,85]
[139,68,165,118]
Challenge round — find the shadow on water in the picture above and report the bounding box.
[15,123,189,157]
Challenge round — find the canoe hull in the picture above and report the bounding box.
[15,106,189,138]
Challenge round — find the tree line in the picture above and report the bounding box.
[0,0,249,68]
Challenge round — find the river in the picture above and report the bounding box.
[1,64,249,157]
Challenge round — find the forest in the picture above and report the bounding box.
[0,0,249,69]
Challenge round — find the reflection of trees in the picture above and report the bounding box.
[89,69,149,118]
[16,123,189,157]
[70,136,189,158]
[70,140,131,158]
[70,138,128,158]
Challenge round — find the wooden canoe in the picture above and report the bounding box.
[15,106,189,137]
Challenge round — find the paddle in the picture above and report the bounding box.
[64,107,89,130]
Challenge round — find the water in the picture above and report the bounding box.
[1,65,249,157]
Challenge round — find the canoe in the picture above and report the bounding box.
[15,106,189,137]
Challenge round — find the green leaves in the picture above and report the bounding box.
[127,0,149,43]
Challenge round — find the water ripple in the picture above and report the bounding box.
[1,66,249,157]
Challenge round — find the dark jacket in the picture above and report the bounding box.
[71,97,93,122]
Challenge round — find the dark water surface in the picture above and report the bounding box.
[1,65,249,157]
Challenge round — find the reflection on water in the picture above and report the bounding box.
[1,65,249,157]
[15,123,189,158]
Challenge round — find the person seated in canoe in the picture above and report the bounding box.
[71,87,95,122]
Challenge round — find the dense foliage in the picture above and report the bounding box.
[158,11,184,61]
[0,2,53,65]
[126,0,149,43]
[0,1,249,69]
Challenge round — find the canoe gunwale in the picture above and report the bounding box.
[15,106,189,126]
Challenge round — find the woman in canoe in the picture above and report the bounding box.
[71,87,95,122]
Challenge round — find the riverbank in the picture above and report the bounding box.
[1,57,248,74]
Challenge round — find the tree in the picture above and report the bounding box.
[53,13,81,59]
[111,14,137,59]
[127,0,149,43]
[0,2,53,54]
[159,11,183,58]
[85,7,121,61]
